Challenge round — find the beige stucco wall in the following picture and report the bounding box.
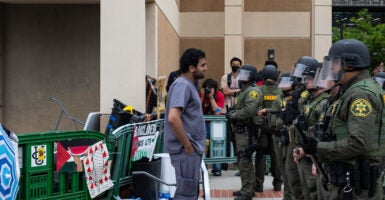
[180,39,225,86]
[157,5,180,78]
[179,12,224,38]
[314,0,332,61]
[243,12,311,38]
[244,39,312,72]
[100,0,146,114]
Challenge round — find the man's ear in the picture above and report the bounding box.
[189,65,195,73]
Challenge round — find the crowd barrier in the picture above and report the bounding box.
[16,115,232,199]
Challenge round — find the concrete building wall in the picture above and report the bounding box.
[100,1,146,116]
[177,0,317,73]
[157,6,180,78]
[180,38,225,87]
[0,0,331,133]
[3,4,100,133]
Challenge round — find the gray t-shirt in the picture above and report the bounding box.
[164,76,205,154]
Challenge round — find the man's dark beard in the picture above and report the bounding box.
[193,70,204,80]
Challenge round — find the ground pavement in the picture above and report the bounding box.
[199,169,283,200]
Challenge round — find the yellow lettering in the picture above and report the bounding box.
[264,95,277,101]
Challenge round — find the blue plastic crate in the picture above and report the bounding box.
[210,139,226,158]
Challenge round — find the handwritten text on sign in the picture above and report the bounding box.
[131,122,159,161]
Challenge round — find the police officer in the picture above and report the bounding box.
[301,39,384,199]
[292,59,328,200]
[228,64,263,200]
[283,56,319,200]
[258,72,294,200]
[255,64,282,192]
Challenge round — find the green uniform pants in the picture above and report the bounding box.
[285,143,304,199]
[235,131,255,197]
[298,158,317,200]
[255,128,282,190]
[272,135,291,199]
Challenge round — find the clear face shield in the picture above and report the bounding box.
[236,69,252,81]
[322,56,344,82]
[313,67,336,90]
[291,63,308,79]
[375,77,385,87]
[278,77,293,89]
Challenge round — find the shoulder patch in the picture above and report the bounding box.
[350,98,372,117]
[301,91,309,99]
[249,91,259,99]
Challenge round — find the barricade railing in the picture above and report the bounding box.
[16,115,233,199]
[203,115,237,164]
[17,130,106,200]
[106,119,164,199]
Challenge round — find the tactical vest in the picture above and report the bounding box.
[330,79,385,165]
[234,84,262,124]
[260,83,281,109]
[304,92,329,126]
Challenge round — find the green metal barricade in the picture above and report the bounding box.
[17,130,106,200]
[106,119,164,199]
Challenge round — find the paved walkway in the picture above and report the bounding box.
[199,170,283,200]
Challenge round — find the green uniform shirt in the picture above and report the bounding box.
[232,82,263,124]
[317,70,383,165]
[259,82,282,109]
[301,92,329,137]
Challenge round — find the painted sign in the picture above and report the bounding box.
[131,122,159,162]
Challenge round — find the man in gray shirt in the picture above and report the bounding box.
[164,48,207,199]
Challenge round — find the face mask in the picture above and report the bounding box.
[231,66,240,73]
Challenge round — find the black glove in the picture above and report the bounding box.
[301,137,318,155]
[226,112,232,120]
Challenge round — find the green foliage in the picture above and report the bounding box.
[333,9,385,70]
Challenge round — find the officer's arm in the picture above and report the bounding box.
[232,90,261,120]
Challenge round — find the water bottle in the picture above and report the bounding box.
[159,188,171,200]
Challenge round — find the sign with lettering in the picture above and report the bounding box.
[131,122,159,162]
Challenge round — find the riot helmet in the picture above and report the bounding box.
[323,39,370,82]
[237,64,258,82]
[277,72,293,89]
[292,56,319,79]
[328,39,370,69]
[261,64,280,81]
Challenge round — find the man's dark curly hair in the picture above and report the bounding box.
[179,48,206,73]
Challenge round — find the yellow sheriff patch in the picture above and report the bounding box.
[350,98,372,117]
[249,91,258,99]
[301,90,309,99]
[304,105,310,115]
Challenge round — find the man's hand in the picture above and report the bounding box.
[184,142,194,154]
[257,108,267,117]
[301,137,318,155]
[293,147,305,164]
